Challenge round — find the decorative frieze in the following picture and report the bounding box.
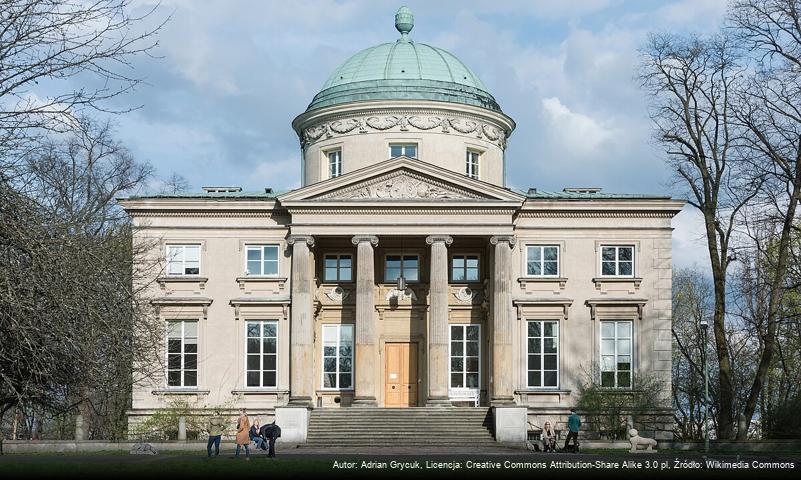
[317,170,483,200]
[301,112,508,149]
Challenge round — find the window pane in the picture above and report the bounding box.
[544,322,555,337]
[390,145,402,157]
[617,356,631,371]
[528,355,540,370]
[528,322,541,337]
[619,261,633,276]
[452,257,464,268]
[247,372,260,387]
[451,373,463,388]
[466,267,479,281]
[340,325,354,343]
[527,261,541,276]
[168,260,182,275]
[247,339,260,354]
[404,268,418,281]
[385,268,401,282]
[263,355,276,371]
[466,373,479,388]
[466,357,479,372]
[601,355,615,371]
[406,145,417,158]
[247,355,260,370]
[247,260,261,275]
[451,342,463,356]
[325,267,338,281]
[544,261,558,276]
[340,256,351,268]
[339,374,352,389]
[601,339,615,355]
[183,322,197,338]
[617,372,631,388]
[339,357,352,372]
[168,339,182,353]
[263,338,277,354]
[247,248,261,261]
[167,371,181,386]
[618,339,631,355]
[184,246,199,262]
[451,326,463,340]
[184,342,197,354]
[465,342,479,356]
[601,372,615,387]
[602,247,616,261]
[466,327,479,340]
[184,371,197,387]
[451,358,464,372]
[452,268,465,282]
[184,354,197,369]
[529,372,541,387]
[528,338,541,354]
[528,247,541,261]
[324,358,336,372]
[602,262,616,275]
[466,257,479,268]
[617,322,631,338]
[544,247,558,261]
[184,264,199,275]
[247,323,260,337]
[340,267,352,281]
[601,322,615,338]
[544,338,557,353]
[168,354,181,369]
[263,372,276,387]
[544,371,557,387]
[619,247,633,261]
[544,354,557,370]
[263,323,277,337]
[323,346,336,356]
[324,373,336,388]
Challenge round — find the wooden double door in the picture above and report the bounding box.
[384,342,418,407]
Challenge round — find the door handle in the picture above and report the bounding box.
[392,385,396,389]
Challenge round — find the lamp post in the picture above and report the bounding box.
[700,318,710,453]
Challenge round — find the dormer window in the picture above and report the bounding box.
[466,150,480,179]
[328,149,342,178]
[390,143,417,159]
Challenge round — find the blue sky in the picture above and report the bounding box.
[93,0,727,267]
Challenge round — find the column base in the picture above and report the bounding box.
[287,396,313,408]
[351,397,378,407]
[490,397,516,406]
[426,397,453,407]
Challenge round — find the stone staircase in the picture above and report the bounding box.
[304,407,496,448]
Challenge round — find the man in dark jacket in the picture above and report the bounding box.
[563,408,581,453]
[259,422,281,458]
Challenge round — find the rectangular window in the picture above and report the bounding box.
[526,246,559,276]
[328,150,342,178]
[166,320,198,388]
[322,324,354,389]
[527,321,559,388]
[246,245,280,276]
[601,245,634,277]
[389,143,417,159]
[384,255,419,282]
[324,254,352,282]
[451,255,480,282]
[600,320,633,388]
[466,150,480,179]
[245,320,277,388]
[167,244,200,276]
[450,324,480,389]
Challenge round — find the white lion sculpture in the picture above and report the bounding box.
[628,428,657,453]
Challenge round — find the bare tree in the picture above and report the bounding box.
[640,33,760,438]
[0,0,165,170]
[728,0,801,438]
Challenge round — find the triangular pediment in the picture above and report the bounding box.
[278,156,524,204]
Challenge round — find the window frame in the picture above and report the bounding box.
[165,320,198,389]
[244,320,278,389]
[450,253,481,283]
[465,149,481,180]
[323,253,353,283]
[388,143,418,159]
[599,245,635,278]
[526,320,560,389]
[525,245,560,278]
[244,244,280,277]
[166,244,201,277]
[327,149,342,178]
[320,324,355,391]
[599,320,634,389]
[448,324,481,391]
[383,253,420,283]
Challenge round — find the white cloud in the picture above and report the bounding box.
[541,96,620,153]
[672,205,711,270]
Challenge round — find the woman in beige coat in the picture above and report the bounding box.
[234,408,251,459]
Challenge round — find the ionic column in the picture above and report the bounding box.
[490,235,516,405]
[288,235,314,406]
[426,235,453,406]
[352,235,379,406]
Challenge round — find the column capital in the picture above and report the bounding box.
[425,235,453,246]
[351,235,379,247]
[287,234,314,247]
[490,235,516,249]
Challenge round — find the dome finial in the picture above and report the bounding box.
[395,6,413,42]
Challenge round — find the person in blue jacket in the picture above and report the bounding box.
[563,408,581,453]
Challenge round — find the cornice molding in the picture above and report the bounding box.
[128,210,287,218]
[287,208,518,215]
[516,211,677,218]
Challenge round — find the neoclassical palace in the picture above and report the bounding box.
[122,8,682,443]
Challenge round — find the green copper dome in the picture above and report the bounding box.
[306,7,501,113]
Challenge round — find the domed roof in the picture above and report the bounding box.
[305,7,501,113]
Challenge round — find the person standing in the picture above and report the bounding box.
[563,408,581,453]
[235,408,251,460]
[206,410,226,458]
